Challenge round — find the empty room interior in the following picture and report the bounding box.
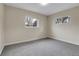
[1,3,79,56]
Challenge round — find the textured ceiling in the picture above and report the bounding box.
[5,3,79,16]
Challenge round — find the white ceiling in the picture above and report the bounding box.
[5,3,79,16]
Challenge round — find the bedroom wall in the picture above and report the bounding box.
[4,5,79,46]
[48,6,79,45]
[0,4,5,54]
[5,5,47,45]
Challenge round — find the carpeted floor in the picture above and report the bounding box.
[1,38,79,56]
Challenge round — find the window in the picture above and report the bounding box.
[24,16,39,28]
[56,16,70,24]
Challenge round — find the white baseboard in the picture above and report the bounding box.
[0,46,4,55]
[49,36,79,45]
[5,37,46,46]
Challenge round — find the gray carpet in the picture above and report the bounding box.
[1,38,79,56]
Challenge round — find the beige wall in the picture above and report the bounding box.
[48,6,79,45]
[3,5,79,46]
[0,4,5,54]
[5,6,47,45]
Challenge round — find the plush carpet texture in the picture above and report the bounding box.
[1,38,79,56]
